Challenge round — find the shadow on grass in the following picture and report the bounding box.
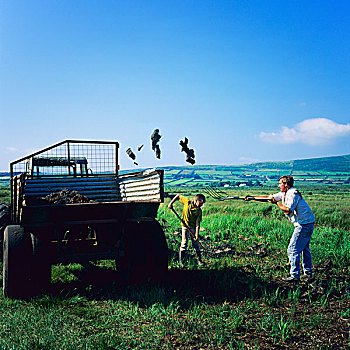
[47,263,279,308]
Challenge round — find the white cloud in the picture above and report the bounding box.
[25,147,37,154]
[238,156,259,164]
[3,146,36,156]
[259,118,350,146]
[4,147,18,153]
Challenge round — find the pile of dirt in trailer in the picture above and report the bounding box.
[43,189,95,204]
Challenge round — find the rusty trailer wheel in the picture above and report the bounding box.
[30,233,52,295]
[3,225,32,299]
[116,220,168,284]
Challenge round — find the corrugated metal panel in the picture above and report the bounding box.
[23,170,163,203]
[24,176,119,202]
[121,195,160,201]
[25,189,118,196]
[25,183,117,191]
[117,170,162,202]
[25,185,117,193]
[25,177,116,187]
[119,186,161,200]
[118,173,159,185]
[118,179,161,192]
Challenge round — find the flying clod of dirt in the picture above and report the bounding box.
[126,148,138,165]
[43,189,95,204]
[179,137,195,164]
[151,129,161,159]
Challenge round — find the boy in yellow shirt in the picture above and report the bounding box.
[168,193,206,267]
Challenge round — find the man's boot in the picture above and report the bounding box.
[196,251,205,266]
[179,250,186,268]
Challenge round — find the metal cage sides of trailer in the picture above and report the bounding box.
[4,140,168,299]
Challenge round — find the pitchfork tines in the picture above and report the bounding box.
[204,185,270,202]
[204,185,235,201]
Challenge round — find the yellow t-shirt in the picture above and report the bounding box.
[179,195,202,229]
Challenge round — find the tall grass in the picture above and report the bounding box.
[0,188,348,349]
[160,192,350,268]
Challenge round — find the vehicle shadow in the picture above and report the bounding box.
[47,263,280,308]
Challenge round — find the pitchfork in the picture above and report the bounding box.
[204,185,270,202]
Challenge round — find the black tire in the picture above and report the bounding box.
[116,220,168,284]
[0,203,11,258]
[0,203,10,234]
[30,233,51,295]
[3,225,32,298]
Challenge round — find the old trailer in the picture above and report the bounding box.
[3,140,168,298]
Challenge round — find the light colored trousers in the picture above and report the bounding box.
[287,223,314,278]
[180,227,201,252]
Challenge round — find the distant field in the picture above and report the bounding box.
[0,186,9,203]
[0,177,9,188]
[162,154,350,187]
[163,168,350,187]
[0,155,349,349]
[0,185,348,349]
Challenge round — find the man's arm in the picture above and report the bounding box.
[244,195,273,202]
[275,202,292,214]
[267,196,292,214]
[244,193,292,214]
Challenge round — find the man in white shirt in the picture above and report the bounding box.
[245,175,315,282]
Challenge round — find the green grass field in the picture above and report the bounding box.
[0,184,349,349]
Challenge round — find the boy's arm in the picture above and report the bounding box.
[194,218,201,240]
[168,194,180,209]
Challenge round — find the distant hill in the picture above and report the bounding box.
[161,154,350,173]
[160,154,350,187]
[239,155,350,172]
[293,155,350,172]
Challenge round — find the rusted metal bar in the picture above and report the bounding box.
[67,141,71,176]
[115,142,119,177]
[10,140,120,167]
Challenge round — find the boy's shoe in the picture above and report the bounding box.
[281,276,300,282]
[178,251,186,268]
[196,251,205,266]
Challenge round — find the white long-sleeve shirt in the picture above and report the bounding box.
[272,187,315,226]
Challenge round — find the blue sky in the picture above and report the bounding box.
[1,0,349,171]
